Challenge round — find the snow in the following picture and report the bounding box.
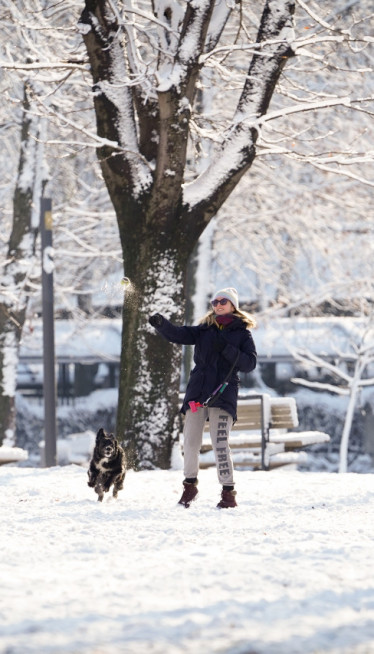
[43,245,55,274]
[31,118,47,229]
[205,1,232,51]
[133,253,185,457]
[41,430,96,466]
[20,318,122,363]
[19,315,373,364]
[77,22,92,35]
[87,9,153,198]
[17,126,37,194]
[253,317,374,361]
[0,445,28,463]
[183,128,251,209]
[156,1,213,92]
[1,465,374,654]
[2,330,18,398]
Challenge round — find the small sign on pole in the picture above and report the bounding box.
[40,198,57,467]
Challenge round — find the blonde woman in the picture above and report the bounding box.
[149,288,257,509]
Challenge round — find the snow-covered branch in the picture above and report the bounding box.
[301,159,374,188]
[183,0,297,212]
[291,377,350,395]
[291,349,352,383]
[0,61,89,71]
[80,2,154,197]
[204,1,235,53]
[156,1,214,93]
[28,98,155,170]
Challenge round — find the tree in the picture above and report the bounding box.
[291,321,374,473]
[0,85,46,447]
[206,0,374,316]
[211,161,374,317]
[78,0,373,469]
[0,0,123,447]
[78,0,298,468]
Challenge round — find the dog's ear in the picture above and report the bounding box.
[96,428,105,442]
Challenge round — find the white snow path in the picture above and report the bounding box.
[0,466,374,654]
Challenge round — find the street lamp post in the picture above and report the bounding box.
[40,198,57,467]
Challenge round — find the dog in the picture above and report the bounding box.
[87,428,126,502]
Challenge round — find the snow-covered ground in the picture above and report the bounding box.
[1,465,374,654]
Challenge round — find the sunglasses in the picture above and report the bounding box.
[211,298,229,307]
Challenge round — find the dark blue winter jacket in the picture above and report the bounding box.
[155,316,257,421]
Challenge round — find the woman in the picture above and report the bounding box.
[149,287,257,509]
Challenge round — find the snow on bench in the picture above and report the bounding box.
[199,446,309,471]
[0,446,28,466]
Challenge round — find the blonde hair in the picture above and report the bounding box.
[199,307,257,329]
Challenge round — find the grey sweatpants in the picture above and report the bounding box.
[183,406,235,485]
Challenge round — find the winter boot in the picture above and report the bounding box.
[178,480,198,508]
[217,488,237,509]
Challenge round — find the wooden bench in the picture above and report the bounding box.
[180,393,330,471]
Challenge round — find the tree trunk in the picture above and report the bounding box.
[338,384,358,474]
[0,318,20,447]
[116,228,189,469]
[338,359,364,473]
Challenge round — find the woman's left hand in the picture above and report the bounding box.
[149,313,164,327]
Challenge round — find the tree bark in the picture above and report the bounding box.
[117,228,188,469]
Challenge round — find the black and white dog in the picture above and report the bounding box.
[87,428,126,502]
